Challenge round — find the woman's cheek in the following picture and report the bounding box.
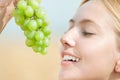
[76,37,116,75]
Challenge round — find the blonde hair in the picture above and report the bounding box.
[81,0,120,48]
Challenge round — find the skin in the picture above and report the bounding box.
[59,0,120,80]
[0,0,18,33]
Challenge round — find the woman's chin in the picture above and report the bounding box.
[58,70,79,80]
[58,72,71,80]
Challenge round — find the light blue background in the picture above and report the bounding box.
[1,0,81,41]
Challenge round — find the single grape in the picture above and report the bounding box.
[35,8,45,19]
[36,47,42,52]
[28,0,39,9]
[27,20,38,31]
[25,6,34,17]
[36,19,43,27]
[21,25,27,31]
[35,40,43,46]
[32,46,41,52]
[42,27,51,36]
[25,31,36,40]
[42,14,50,27]
[17,0,27,10]
[42,37,50,47]
[14,15,25,26]
[21,18,30,31]
[35,31,44,41]
[32,46,38,52]
[13,9,24,17]
[40,47,47,55]
[25,39,34,47]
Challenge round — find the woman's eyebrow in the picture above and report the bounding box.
[69,19,102,31]
[69,19,100,27]
[79,19,101,28]
[79,19,102,32]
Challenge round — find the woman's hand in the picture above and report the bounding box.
[0,0,18,33]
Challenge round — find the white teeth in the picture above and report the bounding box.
[63,55,80,62]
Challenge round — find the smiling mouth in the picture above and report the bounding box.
[63,55,80,62]
[61,54,80,67]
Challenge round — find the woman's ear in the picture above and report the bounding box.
[114,48,120,73]
[115,50,120,72]
[115,60,120,72]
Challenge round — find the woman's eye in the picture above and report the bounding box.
[82,31,95,37]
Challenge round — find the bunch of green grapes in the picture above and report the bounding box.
[13,0,51,55]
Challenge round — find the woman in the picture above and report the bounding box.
[0,0,18,33]
[1,0,120,80]
[59,0,120,80]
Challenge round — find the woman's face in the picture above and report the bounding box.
[59,1,119,80]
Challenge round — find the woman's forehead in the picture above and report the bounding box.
[72,0,113,29]
[74,1,108,20]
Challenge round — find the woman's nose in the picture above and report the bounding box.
[60,30,75,48]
